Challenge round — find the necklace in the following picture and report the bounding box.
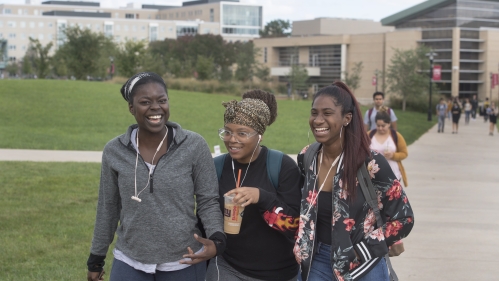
[231,141,260,188]
[305,149,342,216]
[132,126,168,202]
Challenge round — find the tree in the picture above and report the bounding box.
[386,46,431,111]
[235,41,258,82]
[195,55,214,80]
[28,37,53,78]
[260,20,292,38]
[287,64,308,99]
[5,62,19,77]
[343,61,363,93]
[115,39,147,77]
[55,26,117,80]
[255,65,271,82]
[21,55,34,78]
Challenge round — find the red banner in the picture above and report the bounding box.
[432,65,442,81]
[372,76,377,86]
[492,73,499,88]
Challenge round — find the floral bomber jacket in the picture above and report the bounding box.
[294,147,414,281]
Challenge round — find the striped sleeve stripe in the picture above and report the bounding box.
[355,241,371,261]
[351,257,379,279]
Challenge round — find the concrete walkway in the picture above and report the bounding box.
[391,117,499,280]
[1,117,498,279]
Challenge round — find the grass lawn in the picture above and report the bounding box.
[0,161,114,281]
[0,79,435,154]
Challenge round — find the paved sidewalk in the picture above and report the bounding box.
[1,117,498,279]
[391,117,499,280]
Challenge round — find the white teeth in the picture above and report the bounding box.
[148,115,161,119]
[316,128,329,132]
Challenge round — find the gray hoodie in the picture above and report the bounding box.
[90,121,223,264]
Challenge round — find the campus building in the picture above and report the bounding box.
[0,0,262,71]
[254,0,499,101]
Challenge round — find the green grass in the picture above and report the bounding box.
[0,161,116,281]
[0,80,434,153]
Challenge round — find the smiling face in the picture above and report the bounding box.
[310,95,351,146]
[129,82,169,134]
[223,123,260,164]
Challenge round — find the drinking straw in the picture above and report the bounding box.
[237,169,242,188]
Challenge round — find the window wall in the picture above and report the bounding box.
[221,4,261,37]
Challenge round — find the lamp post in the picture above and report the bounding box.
[426,51,438,121]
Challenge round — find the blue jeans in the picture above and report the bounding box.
[308,242,389,281]
[109,258,206,281]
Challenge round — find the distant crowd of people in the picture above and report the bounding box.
[436,94,497,135]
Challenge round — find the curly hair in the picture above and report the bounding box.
[242,89,278,126]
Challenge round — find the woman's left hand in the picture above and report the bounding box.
[225,187,260,207]
[180,234,217,264]
[384,152,394,160]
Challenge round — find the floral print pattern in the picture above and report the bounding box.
[295,149,414,281]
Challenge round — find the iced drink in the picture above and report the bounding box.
[223,194,245,234]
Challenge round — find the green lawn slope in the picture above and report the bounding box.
[0,79,435,153]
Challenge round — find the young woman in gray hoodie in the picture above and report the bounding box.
[86,72,225,281]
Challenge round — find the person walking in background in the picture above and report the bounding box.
[86,72,225,281]
[487,102,497,136]
[206,90,302,281]
[364,92,398,131]
[471,94,478,120]
[446,97,453,120]
[295,82,414,281]
[464,98,472,125]
[436,98,448,133]
[369,107,409,187]
[451,98,462,134]
[484,97,490,122]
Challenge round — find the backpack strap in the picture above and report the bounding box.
[357,164,399,281]
[390,129,398,147]
[369,129,376,140]
[368,107,374,128]
[266,149,283,190]
[213,154,227,182]
[303,142,321,174]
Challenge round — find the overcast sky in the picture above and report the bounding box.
[3,0,427,23]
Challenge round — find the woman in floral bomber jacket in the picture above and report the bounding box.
[294,82,414,281]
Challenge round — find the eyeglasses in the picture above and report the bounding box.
[218,128,258,143]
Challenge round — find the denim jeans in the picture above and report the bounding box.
[438,115,446,132]
[308,242,389,281]
[465,110,471,124]
[109,258,206,281]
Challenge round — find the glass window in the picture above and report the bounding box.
[48,34,52,40]
[4,9,12,14]
[20,21,26,28]
[222,27,259,35]
[124,25,129,31]
[30,22,35,28]
[132,25,137,31]
[9,33,16,38]
[8,45,16,50]
[222,4,261,27]
[48,23,53,27]
[38,22,44,28]
[115,24,120,31]
[39,34,44,40]
[264,47,267,63]
[8,21,16,28]
[125,13,134,19]
[176,26,198,37]
[21,33,25,39]
[57,22,67,46]
[149,26,157,42]
[104,23,113,37]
